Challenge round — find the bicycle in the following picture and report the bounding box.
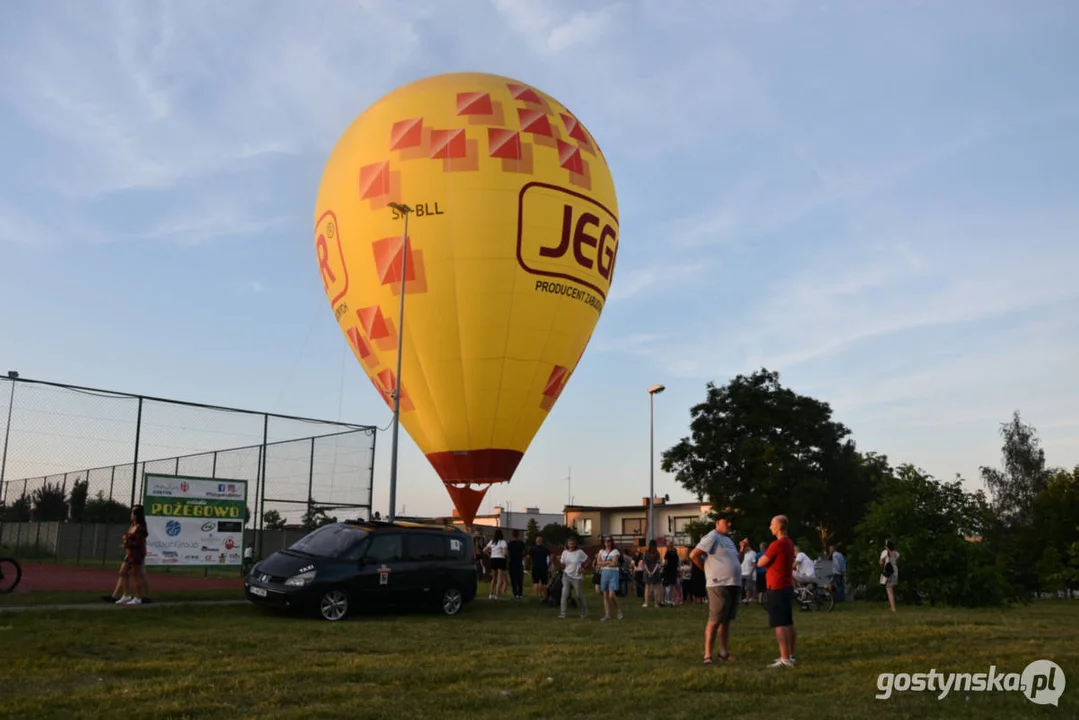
[794,581,834,612]
[0,556,22,594]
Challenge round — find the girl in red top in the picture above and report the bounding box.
[115,505,149,605]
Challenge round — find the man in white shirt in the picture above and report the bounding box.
[558,537,589,618]
[792,545,816,586]
[690,512,742,663]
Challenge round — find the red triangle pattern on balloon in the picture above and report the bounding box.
[444,484,491,528]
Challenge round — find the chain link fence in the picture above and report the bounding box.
[0,375,377,564]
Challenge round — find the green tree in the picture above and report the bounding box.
[1064,533,1079,598]
[69,477,89,522]
[1028,469,1079,593]
[1036,546,1067,594]
[31,481,68,521]
[852,464,1007,607]
[2,494,31,522]
[262,509,287,530]
[979,414,1075,596]
[82,491,132,524]
[540,522,580,547]
[661,368,877,550]
[980,411,1053,526]
[301,506,337,531]
[681,519,713,546]
[525,518,540,546]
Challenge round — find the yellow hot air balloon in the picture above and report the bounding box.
[314,72,618,525]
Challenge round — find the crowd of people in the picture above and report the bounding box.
[477,517,900,668]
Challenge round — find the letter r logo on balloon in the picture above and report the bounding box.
[315,210,350,306]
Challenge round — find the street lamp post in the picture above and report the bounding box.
[647,384,665,542]
[0,371,19,489]
[386,203,412,522]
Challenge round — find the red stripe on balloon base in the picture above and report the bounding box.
[426,449,524,483]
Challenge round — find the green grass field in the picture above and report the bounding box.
[1,587,1076,719]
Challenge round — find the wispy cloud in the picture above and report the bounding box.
[607,263,705,304]
[591,332,673,355]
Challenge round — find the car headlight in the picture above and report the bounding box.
[285,570,316,587]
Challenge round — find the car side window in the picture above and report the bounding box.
[405,533,447,561]
[341,538,367,561]
[364,534,403,563]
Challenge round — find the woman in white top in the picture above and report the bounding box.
[739,538,757,603]
[879,539,899,612]
[597,536,624,621]
[484,529,509,599]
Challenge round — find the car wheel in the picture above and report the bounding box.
[318,588,350,621]
[441,586,464,616]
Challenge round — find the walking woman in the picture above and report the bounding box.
[114,505,149,605]
[597,536,624,621]
[879,539,899,612]
[484,529,509,599]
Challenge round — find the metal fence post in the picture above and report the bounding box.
[307,437,315,524]
[257,413,269,560]
[130,397,144,507]
[368,428,377,519]
[0,378,16,545]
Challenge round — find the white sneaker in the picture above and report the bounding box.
[124,597,143,605]
[115,595,131,605]
[768,658,793,668]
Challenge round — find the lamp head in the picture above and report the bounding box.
[6,371,18,379]
[387,202,413,214]
[648,384,665,395]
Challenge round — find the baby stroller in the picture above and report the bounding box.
[545,569,578,608]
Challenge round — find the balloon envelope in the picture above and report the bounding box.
[315,72,618,525]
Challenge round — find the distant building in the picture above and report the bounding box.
[448,505,562,533]
[564,498,712,547]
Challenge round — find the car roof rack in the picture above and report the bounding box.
[343,518,463,532]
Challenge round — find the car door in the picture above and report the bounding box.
[353,532,405,608]
[399,532,447,607]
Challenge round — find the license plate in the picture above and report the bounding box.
[250,586,267,597]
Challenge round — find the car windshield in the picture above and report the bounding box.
[288,524,368,559]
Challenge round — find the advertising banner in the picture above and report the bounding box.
[142,474,248,567]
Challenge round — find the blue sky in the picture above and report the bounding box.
[1,0,1078,521]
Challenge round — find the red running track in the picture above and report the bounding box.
[7,562,244,594]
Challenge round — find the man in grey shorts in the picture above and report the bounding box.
[689,512,743,663]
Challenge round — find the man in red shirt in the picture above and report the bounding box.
[757,514,796,667]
